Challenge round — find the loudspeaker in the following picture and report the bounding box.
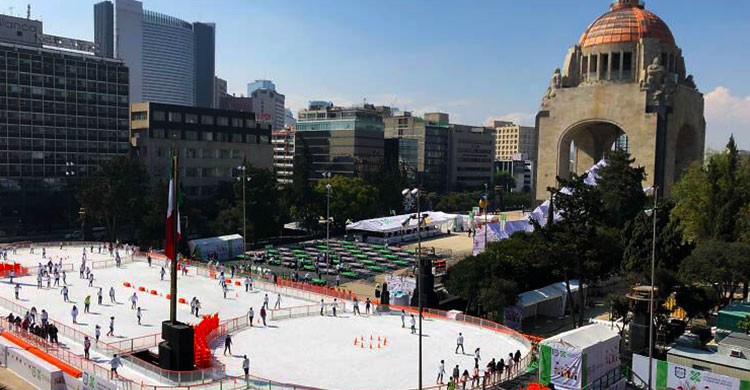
[161,321,195,371]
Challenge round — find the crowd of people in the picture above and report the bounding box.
[5,310,60,344]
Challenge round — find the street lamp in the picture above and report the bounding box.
[484,183,489,248]
[236,165,251,251]
[322,172,332,266]
[65,162,76,233]
[402,187,422,390]
[645,186,658,390]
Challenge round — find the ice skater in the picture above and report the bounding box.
[474,348,481,366]
[62,270,66,285]
[223,334,232,355]
[130,292,138,309]
[320,299,325,316]
[109,287,116,303]
[194,299,201,317]
[160,267,165,281]
[248,307,254,327]
[95,325,101,343]
[263,294,269,309]
[71,305,79,324]
[84,295,91,313]
[222,282,228,299]
[88,272,94,287]
[455,333,465,354]
[84,336,91,360]
[37,273,43,289]
[97,288,103,305]
[110,354,121,377]
[53,270,60,286]
[61,286,69,302]
[365,297,371,314]
[332,298,338,317]
[137,307,142,325]
[107,316,115,337]
[244,276,252,292]
[40,309,48,326]
[14,283,20,300]
[260,306,267,326]
[401,310,406,328]
[353,297,360,315]
[410,314,416,334]
[242,355,250,381]
[437,360,446,384]
[8,269,14,284]
[274,293,281,309]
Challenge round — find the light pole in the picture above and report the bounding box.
[322,171,332,267]
[236,165,251,251]
[483,183,488,249]
[65,162,76,232]
[647,186,658,390]
[402,187,422,390]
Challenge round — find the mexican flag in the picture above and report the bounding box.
[165,155,181,260]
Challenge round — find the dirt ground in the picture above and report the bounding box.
[0,367,35,390]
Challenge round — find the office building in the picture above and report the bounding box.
[193,22,215,108]
[214,76,227,108]
[384,111,449,192]
[495,158,535,193]
[296,102,389,180]
[448,124,495,190]
[0,13,130,232]
[284,108,296,128]
[94,0,215,107]
[130,102,272,197]
[249,85,285,130]
[272,129,295,186]
[536,0,705,202]
[492,120,537,161]
[247,80,275,95]
[219,95,253,112]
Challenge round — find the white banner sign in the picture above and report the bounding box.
[81,372,117,390]
[551,346,583,389]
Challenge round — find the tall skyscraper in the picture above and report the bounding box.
[94,0,215,107]
[491,121,538,161]
[247,80,276,95]
[193,22,215,108]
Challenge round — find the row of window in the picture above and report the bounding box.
[145,111,256,129]
[144,129,269,144]
[0,51,129,83]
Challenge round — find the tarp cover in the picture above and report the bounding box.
[345,211,459,233]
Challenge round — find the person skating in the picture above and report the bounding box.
[248,307,254,327]
[61,286,69,302]
[84,336,91,359]
[353,297,360,315]
[401,310,406,328]
[260,306,267,326]
[109,287,116,304]
[97,288,103,305]
[194,299,201,317]
[8,268,14,284]
[84,295,91,313]
[437,359,446,384]
[88,272,94,287]
[455,333,465,354]
[53,270,60,287]
[365,297,371,314]
[274,293,281,309]
[14,283,20,300]
[461,369,470,390]
[242,355,250,381]
[36,273,43,289]
[452,364,460,381]
[107,316,115,337]
[320,299,325,316]
[71,305,79,324]
[474,347,481,367]
[244,276,252,292]
[147,255,152,267]
[263,294,269,309]
[137,307,142,325]
[222,282,228,299]
[223,334,232,355]
[410,314,416,334]
[95,324,101,343]
[40,309,48,326]
[160,267,165,281]
[447,376,456,390]
[62,270,66,285]
[110,354,122,377]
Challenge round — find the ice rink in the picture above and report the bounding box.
[215,311,530,389]
[1,243,119,269]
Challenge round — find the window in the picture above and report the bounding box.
[169,130,181,139]
[232,149,241,159]
[152,129,165,138]
[202,132,213,141]
[185,131,198,140]
[186,148,197,158]
[168,112,182,122]
[201,115,214,125]
[220,149,230,159]
[217,116,229,126]
[131,111,147,121]
[185,113,198,124]
[245,119,254,128]
[231,118,242,127]
[232,134,242,143]
[623,52,633,72]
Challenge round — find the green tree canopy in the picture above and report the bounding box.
[315,176,379,232]
[678,240,750,304]
[596,150,647,228]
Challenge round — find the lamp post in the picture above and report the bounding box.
[236,164,251,251]
[647,186,658,390]
[483,183,488,249]
[402,187,422,390]
[322,171,332,267]
[65,162,76,232]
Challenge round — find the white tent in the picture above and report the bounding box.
[516,280,583,319]
[346,211,460,244]
[188,234,244,262]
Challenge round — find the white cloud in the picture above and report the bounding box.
[704,86,750,149]
[485,112,536,127]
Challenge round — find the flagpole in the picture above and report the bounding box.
[170,146,179,324]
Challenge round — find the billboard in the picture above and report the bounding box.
[0,14,43,46]
[632,354,750,390]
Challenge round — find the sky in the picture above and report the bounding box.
[5,0,750,150]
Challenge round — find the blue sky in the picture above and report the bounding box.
[7,0,750,149]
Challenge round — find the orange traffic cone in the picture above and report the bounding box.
[384,337,388,346]
[353,338,358,346]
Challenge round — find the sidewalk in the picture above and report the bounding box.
[0,367,35,390]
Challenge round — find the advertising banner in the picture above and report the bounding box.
[81,372,117,390]
[632,354,750,390]
[550,345,584,389]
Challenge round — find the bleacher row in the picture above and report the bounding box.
[261,239,417,285]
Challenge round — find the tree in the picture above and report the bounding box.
[596,150,647,228]
[315,176,379,232]
[675,285,719,324]
[77,156,147,241]
[678,241,750,304]
[494,171,516,193]
[605,294,630,321]
[738,315,750,333]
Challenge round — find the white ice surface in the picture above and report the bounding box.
[1,244,118,269]
[214,312,529,390]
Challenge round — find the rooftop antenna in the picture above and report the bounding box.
[9,6,14,16]
[27,4,30,19]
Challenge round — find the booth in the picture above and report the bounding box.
[504,280,584,330]
[188,234,245,262]
[346,211,461,245]
[538,323,624,390]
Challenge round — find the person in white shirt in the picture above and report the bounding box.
[130,293,138,309]
[110,354,122,376]
[437,359,446,384]
[242,355,250,380]
[274,293,281,309]
[248,307,255,327]
[71,305,79,324]
[455,333,465,354]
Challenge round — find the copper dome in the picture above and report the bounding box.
[579,1,675,48]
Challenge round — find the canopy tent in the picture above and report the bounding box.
[188,234,244,262]
[346,211,461,244]
[516,280,583,319]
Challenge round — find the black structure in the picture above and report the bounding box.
[94,1,114,58]
[193,22,215,108]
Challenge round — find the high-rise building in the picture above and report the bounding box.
[247,80,276,95]
[384,112,449,192]
[249,84,285,130]
[535,0,705,202]
[94,0,215,107]
[284,108,296,128]
[296,102,389,180]
[491,121,538,161]
[448,125,495,191]
[193,22,215,108]
[272,129,295,186]
[495,159,535,193]
[214,76,227,108]
[130,102,272,198]
[0,13,130,231]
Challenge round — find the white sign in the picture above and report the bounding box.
[550,346,583,389]
[632,354,744,390]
